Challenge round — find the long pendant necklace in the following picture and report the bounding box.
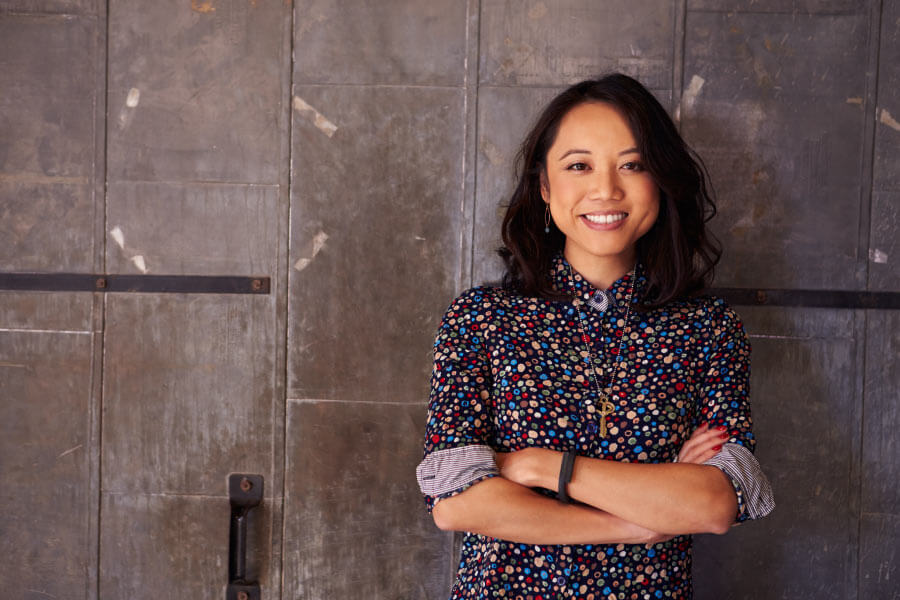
[569,263,636,438]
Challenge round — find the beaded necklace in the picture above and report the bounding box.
[568,263,636,438]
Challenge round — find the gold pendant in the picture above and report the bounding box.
[598,397,615,437]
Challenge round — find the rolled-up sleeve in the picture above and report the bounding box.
[696,298,775,522]
[417,288,498,512]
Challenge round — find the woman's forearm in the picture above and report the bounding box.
[431,476,669,545]
[514,450,737,534]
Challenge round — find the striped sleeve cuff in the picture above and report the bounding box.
[416,445,499,499]
[704,443,775,521]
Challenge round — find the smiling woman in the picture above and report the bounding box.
[416,74,774,599]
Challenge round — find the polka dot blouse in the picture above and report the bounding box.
[418,255,772,599]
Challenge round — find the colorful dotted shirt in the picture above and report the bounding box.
[418,256,770,599]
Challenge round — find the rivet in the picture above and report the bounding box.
[251,279,262,291]
[237,592,249,600]
[95,277,107,289]
[756,290,767,304]
[240,477,252,492]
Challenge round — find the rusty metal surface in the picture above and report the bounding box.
[287,84,465,404]
[106,0,287,184]
[99,491,274,599]
[479,0,675,88]
[106,181,280,276]
[870,0,900,292]
[694,307,862,598]
[681,8,871,290]
[0,330,94,598]
[293,0,467,86]
[282,400,452,599]
[0,0,98,13]
[0,13,97,272]
[102,294,276,495]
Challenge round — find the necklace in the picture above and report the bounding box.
[568,263,636,438]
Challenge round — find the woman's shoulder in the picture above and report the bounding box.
[653,293,746,332]
[441,284,553,321]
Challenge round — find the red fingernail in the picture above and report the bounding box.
[719,432,729,439]
[712,445,722,451]
[716,425,727,431]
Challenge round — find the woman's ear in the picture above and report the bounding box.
[539,171,549,204]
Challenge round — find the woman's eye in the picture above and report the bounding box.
[621,161,644,172]
[567,162,589,171]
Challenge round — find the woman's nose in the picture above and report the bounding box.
[588,167,622,200]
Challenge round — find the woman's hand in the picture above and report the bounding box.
[494,447,559,490]
[676,423,729,464]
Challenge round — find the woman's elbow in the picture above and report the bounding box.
[703,489,738,535]
[431,497,460,531]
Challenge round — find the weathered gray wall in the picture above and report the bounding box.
[1,1,897,599]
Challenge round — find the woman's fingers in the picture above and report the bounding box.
[677,423,730,464]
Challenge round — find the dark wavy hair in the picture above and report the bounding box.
[498,73,721,308]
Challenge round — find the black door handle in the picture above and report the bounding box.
[227,474,263,600]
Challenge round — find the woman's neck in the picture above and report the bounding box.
[564,246,635,290]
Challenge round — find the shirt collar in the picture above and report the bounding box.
[551,254,644,313]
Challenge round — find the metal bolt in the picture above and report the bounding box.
[240,477,253,492]
[251,279,262,291]
[95,277,107,289]
[238,592,249,600]
[756,290,767,304]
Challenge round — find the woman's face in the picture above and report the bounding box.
[541,101,660,277]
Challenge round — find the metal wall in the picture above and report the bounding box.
[1,1,896,599]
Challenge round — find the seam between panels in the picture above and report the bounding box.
[91,0,112,598]
[278,2,296,599]
[861,0,883,292]
[672,0,687,129]
[857,3,884,597]
[464,0,483,294]
[857,5,884,597]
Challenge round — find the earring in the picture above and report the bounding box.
[544,204,551,234]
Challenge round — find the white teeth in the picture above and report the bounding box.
[583,213,626,225]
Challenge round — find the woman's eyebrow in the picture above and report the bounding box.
[557,147,640,160]
[557,148,590,160]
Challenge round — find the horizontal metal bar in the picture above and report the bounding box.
[709,288,900,310]
[0,273,270,294]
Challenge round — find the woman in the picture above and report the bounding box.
[416,74,774,599]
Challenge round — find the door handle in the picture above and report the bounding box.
[227,473,263,600]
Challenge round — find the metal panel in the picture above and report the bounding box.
[288,84,465,403]
[0,13,97,272]
[871,0,900,291]
[858,513,900,600]
[694,307,860,598]
[99,492,275,600]
[862,311,899,515]
[479,0,675,87]
[101,294,276,495]
[687,0,867,12]
[0,330,94,597]
[0,0,97,13]
[292,0,468,86]
[0,291,92,332]
[106,182,280,276]
[282,400,453,599]
[106,0,287,184]
[682,10,870,289]
[472,85,564,285]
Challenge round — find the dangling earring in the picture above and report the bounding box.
[544,204,551,234]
